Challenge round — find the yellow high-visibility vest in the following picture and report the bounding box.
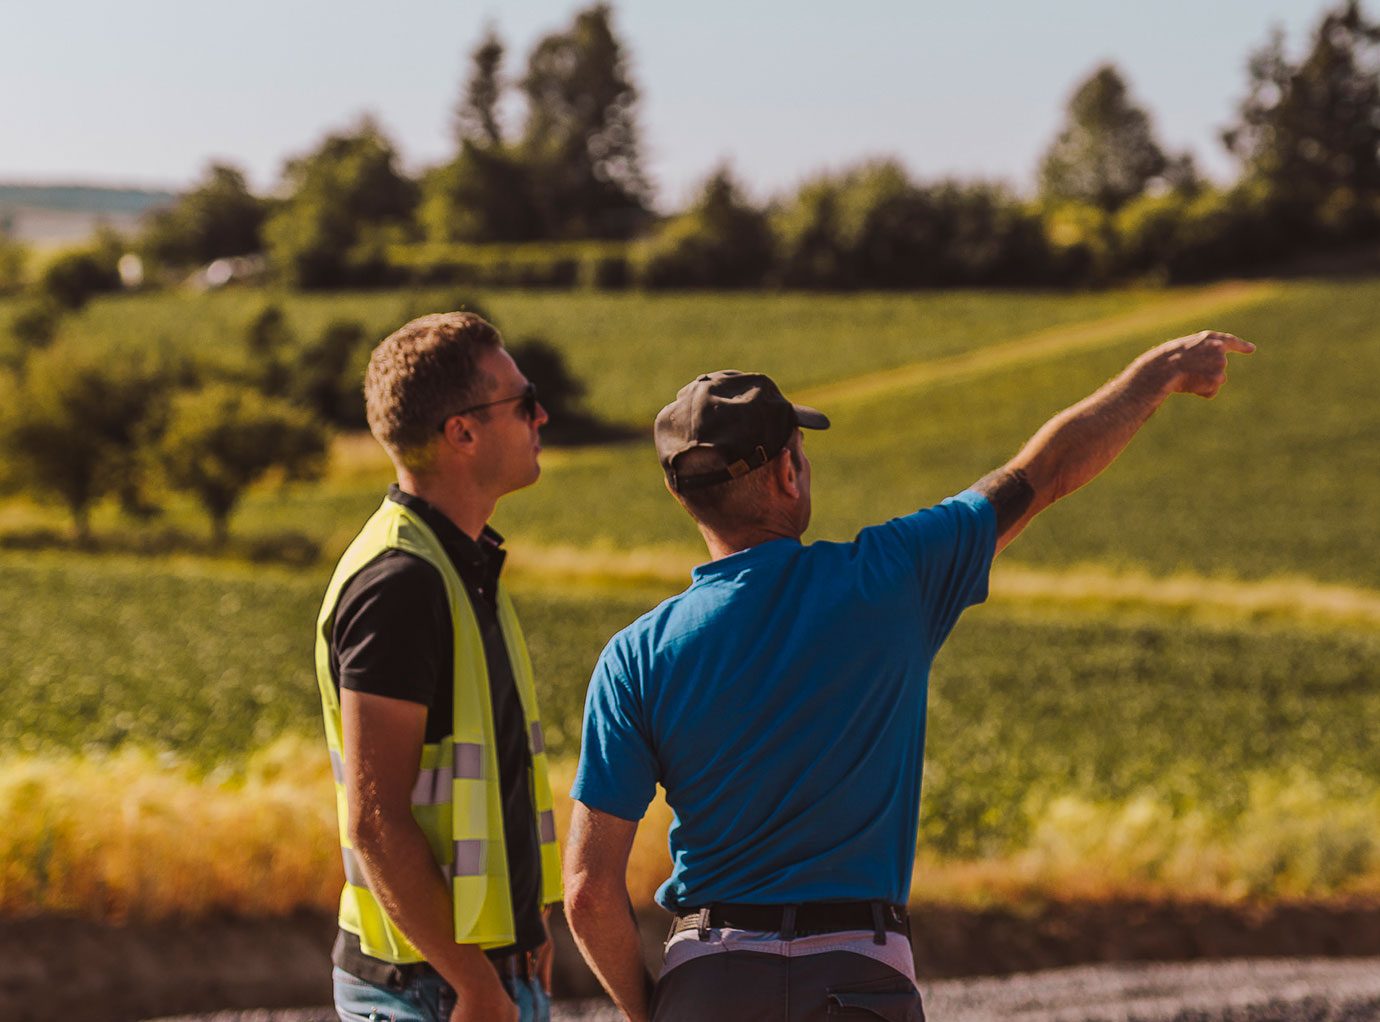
[314,498,562,961]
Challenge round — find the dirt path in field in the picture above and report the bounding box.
[792,280,1277,407]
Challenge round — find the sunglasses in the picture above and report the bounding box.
[437,382,540,432]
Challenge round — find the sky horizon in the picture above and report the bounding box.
[5,1,1344,209]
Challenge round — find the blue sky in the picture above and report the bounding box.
[4,1,1337,207]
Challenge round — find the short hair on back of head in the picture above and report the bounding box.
[673,435,802,532]
[364,312,502,468]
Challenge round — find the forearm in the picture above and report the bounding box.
[1012,350,1176,504]
[353,811,507,999]
[567,887,653,1022]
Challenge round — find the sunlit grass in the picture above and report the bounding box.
[5,746,1374,921]
[64,284,1170,427]
[0,736,339,920]
[913,771,1380,906]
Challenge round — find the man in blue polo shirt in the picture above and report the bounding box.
[563,330,1254,1022]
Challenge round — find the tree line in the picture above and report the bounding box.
[3,1,1377,300]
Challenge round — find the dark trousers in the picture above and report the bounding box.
[651,950,924,1022]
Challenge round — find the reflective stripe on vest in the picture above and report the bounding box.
[315,498,563,961]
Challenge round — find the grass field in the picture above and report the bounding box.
[8,285,1176,426]
[2,276,1378,917]
[35,275,1373,591]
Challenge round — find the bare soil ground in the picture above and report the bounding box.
[147,958,1380,1022]
[4,900,1378,1022]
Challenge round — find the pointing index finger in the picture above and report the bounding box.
[1211,332,1255,355]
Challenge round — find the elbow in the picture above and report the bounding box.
[563,872,615,935]
[346,799,395,858]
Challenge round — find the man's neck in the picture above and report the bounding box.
[699,522,802,561]
[395,469,495,542]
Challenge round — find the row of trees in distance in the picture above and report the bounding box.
[2,1,1379,301]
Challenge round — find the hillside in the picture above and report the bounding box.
[0,182,175,245]
[0,183,175,215]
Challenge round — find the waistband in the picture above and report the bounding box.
[332,929,532,989]
[670,900,910,945]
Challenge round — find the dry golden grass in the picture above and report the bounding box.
[6,745,1376,922]
[0,736,341,921]
[0,746,673,921]
[912,771,1380,907]
[990,563,1380,629]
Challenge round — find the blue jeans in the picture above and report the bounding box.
[333,965,551,1022]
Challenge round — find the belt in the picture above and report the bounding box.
[670,901,910,945]
[333,930,531,988]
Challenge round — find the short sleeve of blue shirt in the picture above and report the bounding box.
[857,489,997,649]
[571,646,660,821]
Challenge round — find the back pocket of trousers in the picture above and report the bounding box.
[826,988,923,1021]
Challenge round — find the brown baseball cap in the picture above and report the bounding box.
[654,370,830,492]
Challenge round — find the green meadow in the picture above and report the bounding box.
[3,276,1378,911]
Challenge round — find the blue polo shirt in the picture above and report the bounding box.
[571,490,996,910]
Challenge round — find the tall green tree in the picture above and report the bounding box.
[520,3,651,238]
[639,168,774,287]
[456,26,506,148]
[1223,1,1380,229]
[423,29,542,243]
[1039,64,1171,212]
[140,163,267,267]
[264,117,419,288]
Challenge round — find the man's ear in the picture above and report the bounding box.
[774,446,801,500]
[438,417,477,456]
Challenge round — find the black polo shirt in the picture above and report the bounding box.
[328,485,544,972]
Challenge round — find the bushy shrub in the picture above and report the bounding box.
[264,118,418,289]
[139,163,267,270]
[293,320,370,428]
[0,345,169,538]
[506,336,628,444]
[773,162,1061,289]
[159,384,327,544]
[390,241,627,288]
[637,170,774,288]
[771,177,852,289]
[9,297,63,361]
[40,247,122,310]
[1113,183,1291,282]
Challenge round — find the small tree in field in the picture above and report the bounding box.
[159,385,327,545]
[0,346,166,540]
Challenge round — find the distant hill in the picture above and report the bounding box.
[0,184,176,216]
[0,183,177,246]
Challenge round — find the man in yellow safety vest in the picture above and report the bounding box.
[315,312,562,1022]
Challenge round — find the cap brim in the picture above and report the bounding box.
[793,404,830,430]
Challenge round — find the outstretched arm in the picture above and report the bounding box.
[976,330,1255,555]
[564,802,655,1022]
